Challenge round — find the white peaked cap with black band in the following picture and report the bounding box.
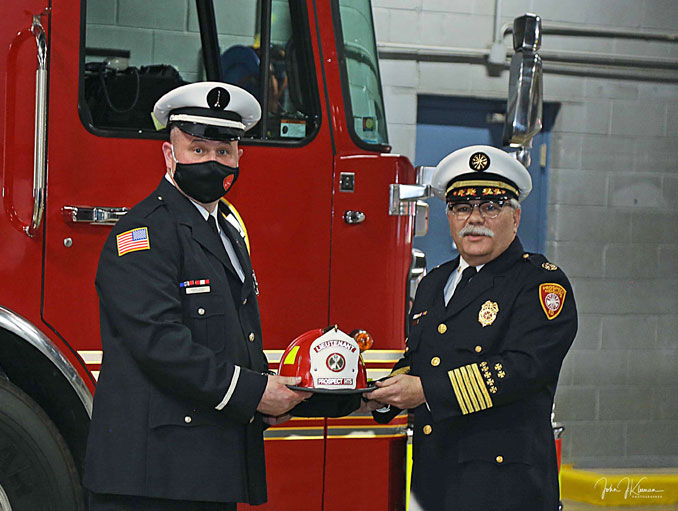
[431,145,533,202]
[152,82,261,141]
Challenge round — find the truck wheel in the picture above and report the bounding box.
[0,378,85,510]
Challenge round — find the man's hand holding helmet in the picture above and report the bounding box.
[364,374,426,410]
[257,376,311,418]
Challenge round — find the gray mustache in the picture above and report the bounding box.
[459,225,495,238]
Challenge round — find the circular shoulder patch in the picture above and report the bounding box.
[469,152,490,171]
[542,262,558,271]
[207,87,230,110]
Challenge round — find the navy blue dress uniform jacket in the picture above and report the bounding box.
[374,238,577,511]
[83,178,269,505]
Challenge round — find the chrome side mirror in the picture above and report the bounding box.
[503,14,543,151]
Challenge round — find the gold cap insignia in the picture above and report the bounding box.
[478,300,499,327]
[469,152,490,171]
[542,262,558,271]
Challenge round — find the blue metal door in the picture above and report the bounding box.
[414,96,558,269]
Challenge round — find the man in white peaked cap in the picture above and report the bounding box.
[83,82,309,511]
[366,145,578,511]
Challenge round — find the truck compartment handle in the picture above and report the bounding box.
[62,206,129,225]
[343,210,366,224]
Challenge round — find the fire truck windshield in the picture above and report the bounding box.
[336,0,389,147]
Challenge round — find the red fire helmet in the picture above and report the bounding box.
[278,326,375,417]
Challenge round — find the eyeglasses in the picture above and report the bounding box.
[446,200,507,220]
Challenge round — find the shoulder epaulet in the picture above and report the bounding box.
[114,193,165,231]
[219,198,250,253]
[429,259,457,275]
[521,252,560,272]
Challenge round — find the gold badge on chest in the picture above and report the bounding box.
[478,300,499,327]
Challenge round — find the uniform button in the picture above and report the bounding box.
[431,357,440,367]
[242,298,248,305]
[423,425,432,435]
[197,308,205,316]
[522,253,529,259]
[157,195,163,201]
[184,416,192,424]
[248,332,255,342]
[437,324,447,334]
[474,345,482,353]
[496,455,503,463]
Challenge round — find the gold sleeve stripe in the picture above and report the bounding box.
[448,371,469,415]
[470,364,493,409]
[459,365,481,412]
[389,366,411,377]
[452,368,475,414]
[462,364,487,411]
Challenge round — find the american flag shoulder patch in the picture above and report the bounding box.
[116,227,150,256]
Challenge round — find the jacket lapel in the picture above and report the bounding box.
[442,238,524,319]
[218,213,254,293]
[192,216,240,280]
[158,179,240,280]
[445,270,495,317]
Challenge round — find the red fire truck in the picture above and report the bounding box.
[0,0,541,509]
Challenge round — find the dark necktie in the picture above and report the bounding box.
[207,215,220,236]
[450,266,477,303]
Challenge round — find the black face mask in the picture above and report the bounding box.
[172,157,239,203]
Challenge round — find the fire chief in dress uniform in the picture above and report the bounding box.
[83,82,309,511]
[365,145,578,511]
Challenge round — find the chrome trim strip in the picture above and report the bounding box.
[264,349,404,365]
[264,350,284,364]
[367,368,393,380]
[0,481,11,510]
[264,425,407,439]
[0,306,93,417]
[264,431,324,440]
[361,350,404,363]
[84,351,403,370]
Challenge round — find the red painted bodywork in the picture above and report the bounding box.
[0,1,412,509]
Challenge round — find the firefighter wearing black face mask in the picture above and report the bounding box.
[83,82,310,511]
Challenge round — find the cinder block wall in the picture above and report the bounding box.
[374,0,678,467]
[85,0,289,82]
